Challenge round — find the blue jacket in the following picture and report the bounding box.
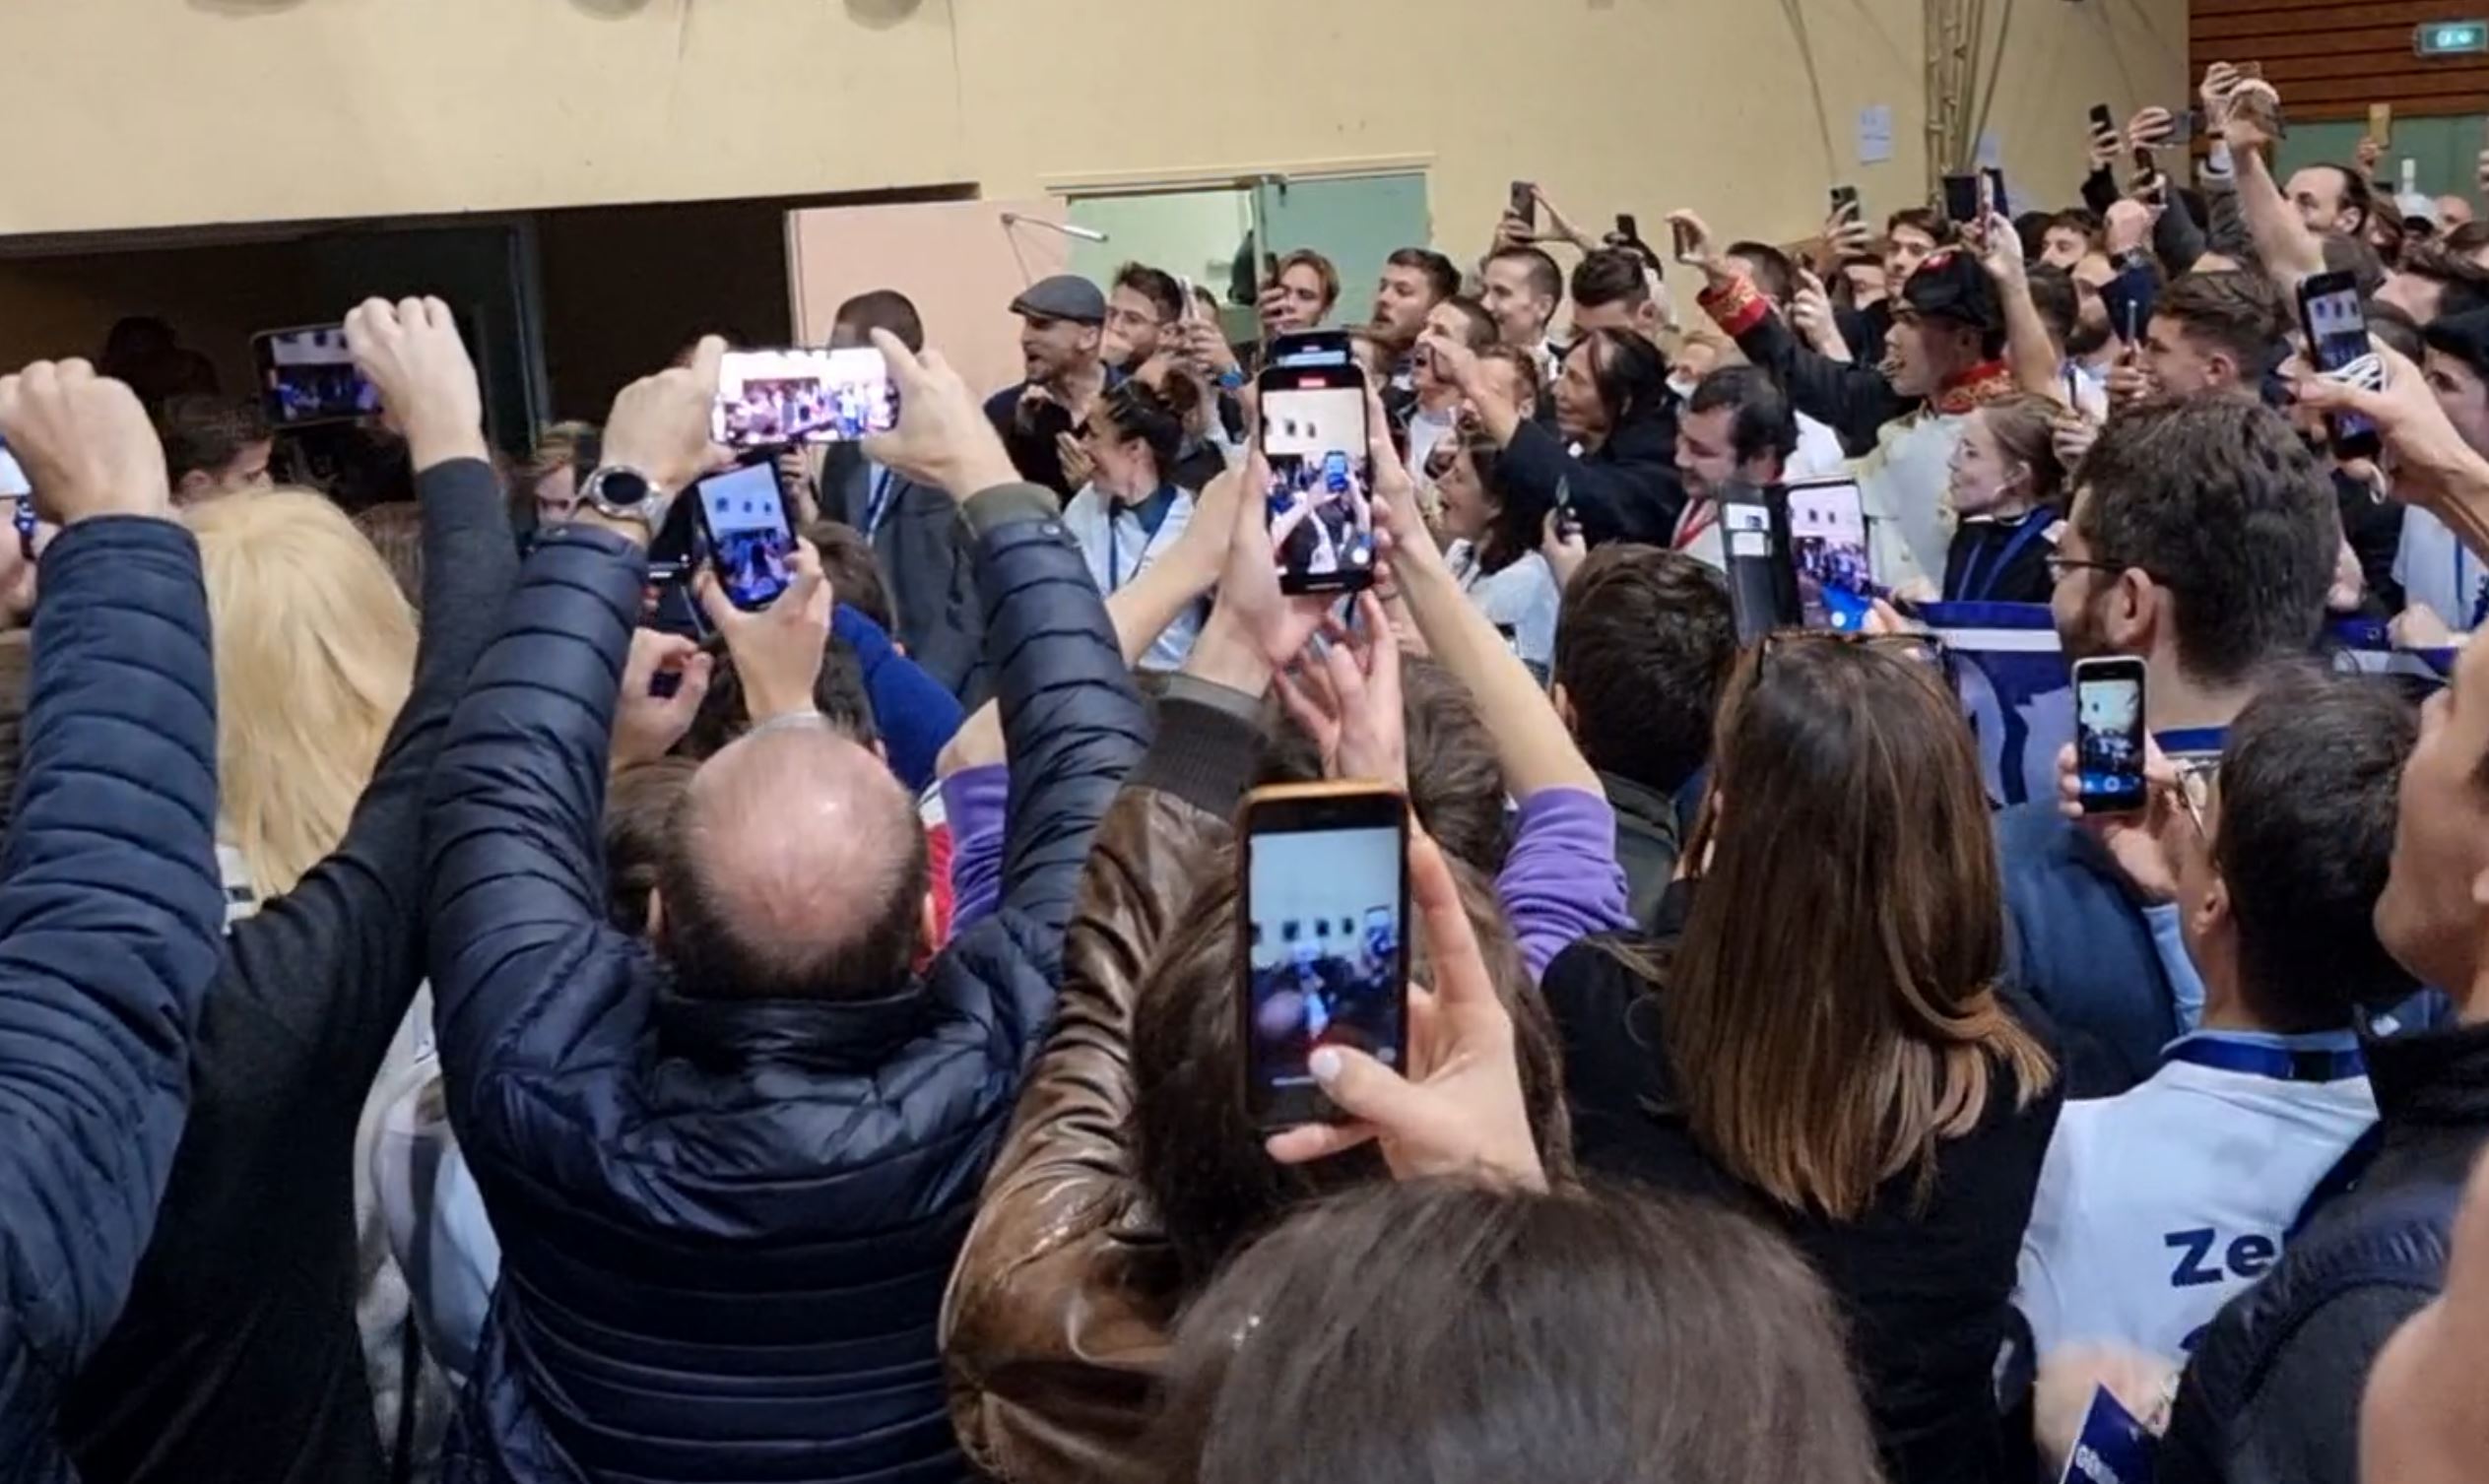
[0,519,224,1484]
[425,485,1146,1484]
[1996,803,2179,1097]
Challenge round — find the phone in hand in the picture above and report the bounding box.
[1553,476,1583,542]
[1259,361,1377,595]
[1829,184,1863,226]
[689,459,796,612]
[252,324,382,427]
[1983,167,2008,219]
[2100,270,2155,346]
[2072,657,2150,815]
[1940,174,1982,230]
[1238,782,1409,1131]
[2297,270,2383,462]
[2088,102,2118,142]
[712,348,896,450]
[1785,477,1875,632]
[1670,218,1701,265]
[1510,180,1538,230]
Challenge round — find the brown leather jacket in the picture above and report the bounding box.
[941,687,1260,1484]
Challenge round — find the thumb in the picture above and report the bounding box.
[693,565,738,630]
[1307,1043,1426,1130]
[674,651,716,710]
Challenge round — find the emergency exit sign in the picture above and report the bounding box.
[2415,20,2489,56]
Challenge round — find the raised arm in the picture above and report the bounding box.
[223,298,518,1087]
[829,602,962,794]
[2224,83,2326,291]
[1975,214,2070,404]
[0,365,223,1405]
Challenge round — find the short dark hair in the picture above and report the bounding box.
[1726,240,1797,308]
[2154,272,2281,374]
[1487,245,1564,304]
[2301,162,2377,233]
[2216,668,2420,1024]
[351,502,425,610]
[1685,364,1798,469]
[1130,858,1571,1284]
[1570,248,1652,311]
[156,395,271,483]
[1273,249,1342,311]
[2370,302,2427,363]
[831,289,926,354]
[2074,396,2335,684]
[606,756,698,932]
[2049,208,2104,244]
[1113,262,1185,324]
[2424,305,2489,380]
[1385,247,1461,304]
[1575,328,1671,432]
[2399,239,2489,320]
[1888,207,1952,244]
[801,520,893,633]
[1097,375,1203,475]
[2026,264,2078,348]
[1436,294,1498,350]
[1552,546,1736,796]
[685,635,879,759]
[1148,1180,1883,1484]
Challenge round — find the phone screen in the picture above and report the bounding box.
[1267,330,1352,370]
[2089,103,2117,135]
[1786,478,1874,632]
[1243,793,1408,1129]
[1511,180,1537,226]
[713,348,896,449]
[253,325,381,427]
[1261,366,1377,594]
[1830,186,1862,223]
[1670,219,1700,264]
[693,461,795,612]
[1941,175,1981,226]
[2299,275,2381,456]
[2075,662,2149,814]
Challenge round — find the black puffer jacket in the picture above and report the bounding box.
[423,484,1147,1484]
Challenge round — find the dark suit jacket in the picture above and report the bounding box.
[821,444,988,706]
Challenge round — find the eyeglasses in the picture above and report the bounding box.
[2171,755,2220,838]
[2045,554,2123,585]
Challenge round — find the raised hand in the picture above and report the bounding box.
[604,335,728,502]
[1273,593,1408,788]
[611,629,714,769]
[694,537,834,725]
[2053,738,2194,904]
[859,329,1020,499]
[343,296,488,470]
[0,360,172,526]
[1665,210,1729,283]
[1791,269,1853,360]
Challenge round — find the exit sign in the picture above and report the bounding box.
[2415,20,2489,55]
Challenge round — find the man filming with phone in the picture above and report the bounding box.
[421,331,1146,1484]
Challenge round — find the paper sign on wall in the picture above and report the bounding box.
[1857,105,1895,164]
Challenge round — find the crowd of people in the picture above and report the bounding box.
[6,57,2489,1484]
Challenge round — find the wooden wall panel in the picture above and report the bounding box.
[2192,0,2489,119]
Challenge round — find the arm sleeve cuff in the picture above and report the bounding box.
[1697,274,1774,338]
[962,483,1061,539]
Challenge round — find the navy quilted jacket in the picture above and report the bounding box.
[425,484,1146,1484]
[0,518,224,1484]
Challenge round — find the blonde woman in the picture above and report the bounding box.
[56,299,519,1484]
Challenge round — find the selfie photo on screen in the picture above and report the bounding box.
[2076,672,2145,802]
[694,463,795,611]
[1787,479,1875,631]
[254,325,383,427]
[1262,382,1377,592]
[1245,825,1405,1104]
[713,348,898,448]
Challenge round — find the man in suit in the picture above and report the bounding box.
[819,290,988,704]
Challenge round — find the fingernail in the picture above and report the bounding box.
[1308,1047,1343,1083]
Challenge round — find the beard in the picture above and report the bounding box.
[2055,583,2116,663]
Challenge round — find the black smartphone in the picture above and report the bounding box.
[2073,657,2149,815]
[1670,218,1701,265]
[1983,167,2008,217]
[1511,180,1538,229]
[1829,184,1863,225]
[251,324,381,427]
[2100,270,2156,345]
[712,347,895,450]
[1940,174,1981,228]
[1785,477,1875,632]
[1553,475,1582,542]
[1615,212,1642,248]
[2088,102,2118,140]
[688,459,796,612]
[2297,270,2383,461]
[1239,782,1409,1131]
[1260,359,1377,595]
[1719,479,1799,646]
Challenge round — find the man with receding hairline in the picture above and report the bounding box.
[421,330,1146,1484]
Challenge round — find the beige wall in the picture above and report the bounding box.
[3,0,2186,255]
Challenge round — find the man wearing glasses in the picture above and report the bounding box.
[1998,395,2339,1096]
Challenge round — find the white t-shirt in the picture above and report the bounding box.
[2393,505,2486,633]
[2016,1031,2378,1367]
[1445,543,1559,675]
[1062,484,1200,670]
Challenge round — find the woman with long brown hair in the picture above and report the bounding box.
[1540,632,2061,1484]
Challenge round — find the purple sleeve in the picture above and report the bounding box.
[1496,787,1632,980]
[942,763,1010,940]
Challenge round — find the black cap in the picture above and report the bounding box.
[1008,275,1106,326]
[1900,249,2002,335]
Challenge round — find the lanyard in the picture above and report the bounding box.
[862,465,897,537]
[2165,1035,2366,1083]
[2459,543,2487,630]
[1107,485,1179,594]
[1673,498,1718,552]
[1950,509,2052,603]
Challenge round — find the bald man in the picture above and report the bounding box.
[421,340,1146,1484]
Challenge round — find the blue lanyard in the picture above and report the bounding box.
[1950,509,2052,604]
[2165,1036,2366,1083]
[862,465,897,537]
[2155,727,2227,758]
[1107,485,1179,594]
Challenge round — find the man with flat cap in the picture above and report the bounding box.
[983,274,1115,499]
[1686,225,2016,590]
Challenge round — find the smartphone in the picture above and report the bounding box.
[1176,273,1200,322]
[2101,270,2155,345]
[688,459,796,612]
[1941,173,1981,228]
[1238,782,1409,1130]
[2072,657,2150,815]
[1829,184,1863,225]
[1267,329,1353,370]
[1983,167,2008,218]
[1785,476,1874,632]
[1510,180,1538,229]
[2297,270,2383,461]
[2088,102,2118,140]
[1670,218,1701,265]
[1260,360,1377,595]
[1615,212,1642,248]
[712,347,896,449]
[1553,476,1582,542]
[2369,101,2393,147]
[251,324,381,427]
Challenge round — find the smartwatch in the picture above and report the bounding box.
[578,465,668,531]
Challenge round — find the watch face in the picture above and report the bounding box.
[593,469,652,512]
